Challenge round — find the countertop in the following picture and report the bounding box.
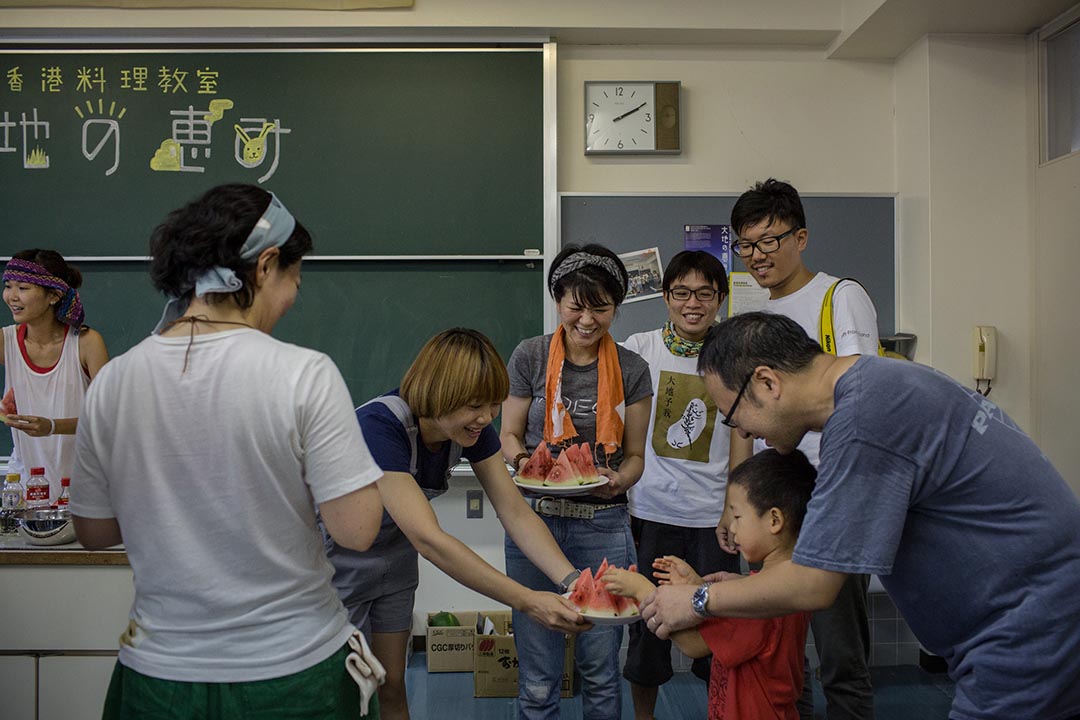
[0,532,127,565]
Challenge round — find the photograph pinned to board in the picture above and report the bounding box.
[683,224,732,273]
[619,247,664,304]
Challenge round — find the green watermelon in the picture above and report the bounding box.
[429,611,460,627]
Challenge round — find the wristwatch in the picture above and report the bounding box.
[558,569,582,594]
[691,582,711,618]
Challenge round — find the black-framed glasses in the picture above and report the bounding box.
[667,286,719,302]
[732,227,801,258]
[720,374,753,429]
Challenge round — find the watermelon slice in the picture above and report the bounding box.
[567,567,594,608]
[1,388,16,416]
[517,444,553,486]
[583,575,620,617]
[562,444,587,484]
[578,442,602,484]
[567,561,641,617]
[544,451,578,486]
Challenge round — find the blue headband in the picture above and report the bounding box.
[154,192,297,333]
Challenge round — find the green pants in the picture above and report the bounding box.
[102,644,380,720]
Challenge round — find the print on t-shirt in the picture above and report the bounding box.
[651,370,716,463]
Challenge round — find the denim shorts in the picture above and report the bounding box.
[327,533,419,637]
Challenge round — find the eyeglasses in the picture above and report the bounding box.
[720,373,753,429]
[667,286,719,302]
[732,227,801,258]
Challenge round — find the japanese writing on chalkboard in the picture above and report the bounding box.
[1,61,289,181]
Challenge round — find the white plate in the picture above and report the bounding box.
[562,593,642,625]
[580,612,642,626]
[513,477,610,496]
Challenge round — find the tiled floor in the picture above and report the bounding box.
[405,652,956,719]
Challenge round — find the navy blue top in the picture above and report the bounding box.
[355,390,502,548]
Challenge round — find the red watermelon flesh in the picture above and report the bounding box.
[517,444,553,486]
[583,576,620,617]
[562,444,586,482]
[567,561,640,617]
[564,443,600,485]
[578,442,602,483]
[567,567,594,607]
[1,388,16,416]
[544,451,577,486]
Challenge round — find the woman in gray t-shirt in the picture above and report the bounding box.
[501,243,652,720]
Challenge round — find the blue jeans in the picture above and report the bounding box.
[505,505,636,720]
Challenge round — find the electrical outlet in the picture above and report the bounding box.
[466,489,484,519]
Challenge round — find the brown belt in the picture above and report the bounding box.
[530,496,623,520]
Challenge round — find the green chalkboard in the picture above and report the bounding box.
[0,46,547,457]
[0,48,543,256]
[1,259,544,456]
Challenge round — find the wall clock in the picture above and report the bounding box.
[584,81,681,155]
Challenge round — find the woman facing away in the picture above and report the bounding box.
[2,249,109,499]
[71,184,385,720]
[500,243,653,720]
[327,327,587,720]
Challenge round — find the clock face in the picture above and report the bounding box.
[585,82,657,154]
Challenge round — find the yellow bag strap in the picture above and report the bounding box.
[820,278,885,357]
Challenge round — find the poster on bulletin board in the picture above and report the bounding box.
[683,224,732,272]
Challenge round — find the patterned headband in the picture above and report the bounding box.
[2,258,85,327]
[548,252,626,295]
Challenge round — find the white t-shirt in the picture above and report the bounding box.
[622,329,729,527]
[3,324,88,499]
[758,272,880,465]
[71,329,382,683]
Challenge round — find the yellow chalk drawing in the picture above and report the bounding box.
[150,139,182,171]
[234,122,275,165]
[204,98,234,124]
[27,147,48,167]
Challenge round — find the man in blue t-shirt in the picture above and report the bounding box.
[641,312,1080,720]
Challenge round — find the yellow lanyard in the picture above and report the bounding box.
[819,278,885,357]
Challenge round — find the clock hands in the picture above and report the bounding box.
[611,102,647,122]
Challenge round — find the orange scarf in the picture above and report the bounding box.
[544,327,626,458]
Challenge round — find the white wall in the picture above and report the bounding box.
[894,37,934,362]
[892,35,1033,429]
[559,45,895,194]
[1034,149,1080,493]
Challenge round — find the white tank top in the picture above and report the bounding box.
[3,324,89,499]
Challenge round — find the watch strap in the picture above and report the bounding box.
[691,582,711,618]
[558,569,582,594]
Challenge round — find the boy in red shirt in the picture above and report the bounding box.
[604,449,815,719]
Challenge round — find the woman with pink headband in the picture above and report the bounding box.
[2,249,109,499]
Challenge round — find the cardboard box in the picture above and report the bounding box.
[473,610,574,698]
[426,610,479,672]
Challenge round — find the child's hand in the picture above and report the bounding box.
[652,556,703,586]
[601,567,654,603]
[702,571,743,583]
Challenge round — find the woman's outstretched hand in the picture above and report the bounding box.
[524,591,592,634]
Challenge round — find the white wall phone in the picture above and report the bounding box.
[973,325,997,381]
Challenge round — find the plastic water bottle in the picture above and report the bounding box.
[24,467,50,509]
[56,477,71,509]
[1,472,23,534]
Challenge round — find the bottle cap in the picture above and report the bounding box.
[5,473,18,482]
[61,477,71,486]
[30,467,45,475]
